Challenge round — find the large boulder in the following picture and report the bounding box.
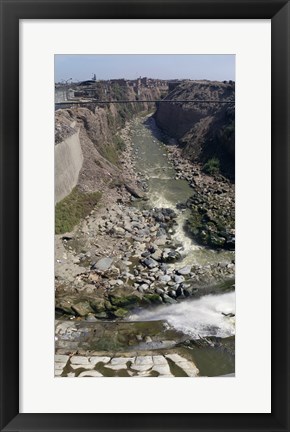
[124,183,145,199]
[162,249,181,263]
[108,287,143,309]
[71,300,94,317]
[92,257,114,271]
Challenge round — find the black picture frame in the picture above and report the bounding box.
[0,0,289,431]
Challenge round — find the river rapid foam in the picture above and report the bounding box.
[128,292,235,339]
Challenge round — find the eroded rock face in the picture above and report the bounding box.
[154,80,235,180]
[55,81,162,201]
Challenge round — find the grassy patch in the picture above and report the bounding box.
[99,144,119,166]
[55,187,102,234]
[100,135,126,166]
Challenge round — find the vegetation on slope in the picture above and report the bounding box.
[202,157,220,176]
[55,187,102,234]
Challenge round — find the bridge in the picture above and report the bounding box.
[55,99,235,109]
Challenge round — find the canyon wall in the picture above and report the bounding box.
[154,80,235,179]
[55,84,162,202]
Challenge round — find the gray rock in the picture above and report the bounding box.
[156,228,167,237]
[124,183,144,199]
[176,265,192,275]
[162,294,177,304]
[154,212,165,223]
[71,301,93,317]
[138,228,150,237]
[168,290,176,298]
[113,226,125,235]
[93,257,114,271]
[142,257,159,269]
[109,279,117,286]
[149,267,159,273]
[162,250,181,263]
[94,311,109,319]
[159,274,171,283]
[115,279,124,286]
[155,287,165,295]
[140,279,151,285]
[124,223,132,233]
[151,248,163,261]
[174,275,185,284]
[85,315,98,322]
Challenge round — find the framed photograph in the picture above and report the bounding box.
[0,0,289,431]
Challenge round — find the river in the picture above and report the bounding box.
[131,116,234,266]
[128,115,235,375]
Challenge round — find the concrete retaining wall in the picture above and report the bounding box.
[55,129,83,203]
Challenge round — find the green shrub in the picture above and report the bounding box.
[203,157,220,176]
[55,187,102,234]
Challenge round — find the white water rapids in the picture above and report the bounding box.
[128,292,235,339]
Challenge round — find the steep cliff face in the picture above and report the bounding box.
[154,80,235,179]
[55,84,161,201]
[55,128,83,203]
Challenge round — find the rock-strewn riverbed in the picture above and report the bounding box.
[55,203,234,319]
[55,114,235,376]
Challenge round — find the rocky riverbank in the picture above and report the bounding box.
[132,115,235,249]
[166,145,235,249]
